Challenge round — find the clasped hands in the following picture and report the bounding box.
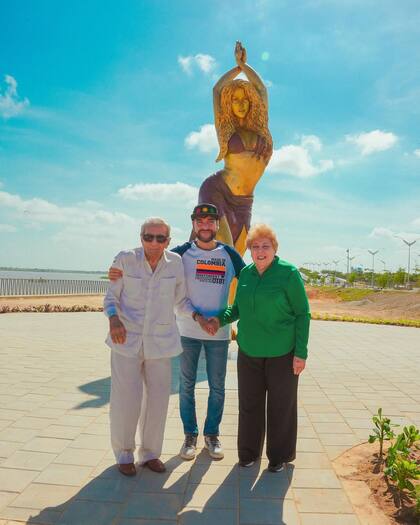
[196,315,220,336]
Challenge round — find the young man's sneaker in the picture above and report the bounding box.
[204,435,224,459]
[268,463,284,473]
[180,434,197,460]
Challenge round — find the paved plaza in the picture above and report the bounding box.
[0,313,419,524]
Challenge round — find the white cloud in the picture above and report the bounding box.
[414,149,420,157]
[346,130,398,156]
[0,224,17,233]
[0,189,136,228]
[118,182,198,204]
[369,227,395,239]
[185,124,218,153]
[370,226,420,243]
[0,75,30,119]
[268,135,334,178]
[301,135,322,152]
[178,54,217,75]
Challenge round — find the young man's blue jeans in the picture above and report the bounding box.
[179,336,229,436]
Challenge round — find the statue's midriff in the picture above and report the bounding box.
[222,152,267,195]
[220,129,268,195]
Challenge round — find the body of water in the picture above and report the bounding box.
[0,270,107,281]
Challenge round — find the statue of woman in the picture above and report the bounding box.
[198,41,273,256]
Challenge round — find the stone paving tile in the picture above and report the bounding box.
[239,471,292,499]
[53,447,107,467]
[291,468,341,488]
[239,498,300,525]
[0,428,37,443]
[34,463,92,486]
[0,468,39,492]
[0,421,12,432]
[0,491,19,511]
[184,483,238,509]
[11,417,52,430]
[58,499,121,525]
[296,438,324,452]
[123,493,183,520]
[178,507,236,525]
[134,469,189,493]
[311,422,352,434]
[300,513,361,524]
[0,441,21,459]
[22,437,71,454]
[68,433,109,450]
[0,506,62,524]
[294,488,354,513]
[188,463,238,485]
[290,452,332,469]
[75,477,136,503]
[7,482,79,509]
[319,433,360,446]
[2,450,56,471]
[307,412,345,423]
[118,520,177,525]
[37,424,84,440]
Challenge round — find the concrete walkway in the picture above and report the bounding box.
[0,313,419,525]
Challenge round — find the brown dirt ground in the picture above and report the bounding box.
[1,289,420,321]
[308,287,420,321]
[333,442,419,525]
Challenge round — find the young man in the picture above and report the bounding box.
[172,204,245,460]
[108,204,245,460]
[104,217,193,476]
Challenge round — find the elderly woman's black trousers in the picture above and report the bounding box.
[237,349,299,464]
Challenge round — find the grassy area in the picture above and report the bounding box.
[311,286,377,302]
[311,312,420,328]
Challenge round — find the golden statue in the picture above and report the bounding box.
[198,41,273,256]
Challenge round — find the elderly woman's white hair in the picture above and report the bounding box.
[140,217,171,237]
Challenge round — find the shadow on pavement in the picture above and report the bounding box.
[26,454,293,525]
[75,354,210,409]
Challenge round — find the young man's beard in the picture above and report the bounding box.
[196,230,217,242]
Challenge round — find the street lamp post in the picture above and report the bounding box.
[395,237,418,287]
[380,259,387,288]
[332,259,340,284]
[368,250,379,288]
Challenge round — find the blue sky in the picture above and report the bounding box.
[1,0,419,272]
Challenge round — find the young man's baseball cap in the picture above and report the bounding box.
[191,203,219,220]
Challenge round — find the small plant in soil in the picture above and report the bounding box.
[368,407,397,461]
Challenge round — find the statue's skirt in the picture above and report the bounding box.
[198,171,254,244]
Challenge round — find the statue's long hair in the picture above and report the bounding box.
[215,79,273,162]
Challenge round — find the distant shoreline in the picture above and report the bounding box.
[0,267,105,274]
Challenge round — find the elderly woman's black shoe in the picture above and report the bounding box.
[268,463,284,472]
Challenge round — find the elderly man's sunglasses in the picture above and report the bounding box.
[142,234,168,243]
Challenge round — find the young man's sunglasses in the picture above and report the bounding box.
[142,234,168,243]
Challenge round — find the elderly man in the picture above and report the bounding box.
[104,217,193,476]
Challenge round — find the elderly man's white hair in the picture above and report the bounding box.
[140,217,171,237]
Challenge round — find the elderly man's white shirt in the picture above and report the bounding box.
[104,247,193,359]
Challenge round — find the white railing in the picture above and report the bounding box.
[0,278,109,296]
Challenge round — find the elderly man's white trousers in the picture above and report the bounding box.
[110,349,171,464]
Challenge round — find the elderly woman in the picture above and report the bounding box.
[211,224,310,472]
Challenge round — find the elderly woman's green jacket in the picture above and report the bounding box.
[218,256,310,359]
